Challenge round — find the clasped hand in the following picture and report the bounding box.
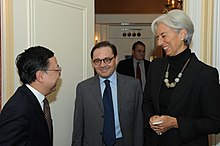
[149,115,178,135]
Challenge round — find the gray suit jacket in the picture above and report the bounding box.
[72,73,143,146]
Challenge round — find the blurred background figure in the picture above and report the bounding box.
[117,41,150,90]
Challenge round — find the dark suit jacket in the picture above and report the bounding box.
[72,73,143,146]
[116,58,150,87]
[0,85,52,146]
[143,53,220,146]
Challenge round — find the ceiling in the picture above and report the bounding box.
[95,0,165,14]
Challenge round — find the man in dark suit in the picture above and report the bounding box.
[71,41,143,146]
[116,41,150,90]
[0,46,61,146]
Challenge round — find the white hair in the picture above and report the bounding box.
[151,9,194,46]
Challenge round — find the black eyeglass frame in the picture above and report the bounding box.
[46,66,62,72]
[92,56,115,65]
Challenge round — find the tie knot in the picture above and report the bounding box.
[104,79,110,86]
[43,98,49,105]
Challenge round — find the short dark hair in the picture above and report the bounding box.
[16,46,54,84]
[132,41,146,51]
[90,41,117,59]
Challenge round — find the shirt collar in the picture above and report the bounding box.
[26,84,45,105]
[133,58,144,64]
[99,71,117,85]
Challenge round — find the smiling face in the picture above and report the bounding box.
[45,56,61,93]
[37,56,61,96]
[156,23,187,57]
[92,46,118,78]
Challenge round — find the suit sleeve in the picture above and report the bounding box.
[177,68,220,142]
[0,107,29,145]
[116,61,124,74]
[72,84,84,146]
[134,81,144,146]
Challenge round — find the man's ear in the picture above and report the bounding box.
[36,70,44,83]
[115,55,119,65]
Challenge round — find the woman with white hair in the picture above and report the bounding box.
[143,9,220,146]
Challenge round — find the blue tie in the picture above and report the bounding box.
[103,80,116,146]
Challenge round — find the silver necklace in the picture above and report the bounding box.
[164,58,191,88]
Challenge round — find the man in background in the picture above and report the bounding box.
[0,46,61,146]
[117,41,150,90]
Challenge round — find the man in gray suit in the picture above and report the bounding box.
[71,41,143,146]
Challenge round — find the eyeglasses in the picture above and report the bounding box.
[46,66,62,72]
[93,56,115,65]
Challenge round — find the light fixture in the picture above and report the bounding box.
[163,0,183,13]
[137,30,141,37]
[132,32,136,37]
[122,29,127,37]
[122,28,142,37]
[127,32,131,37]
[95,36,98,44]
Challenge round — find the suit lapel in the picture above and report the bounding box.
[116,74,125,114]
[21,85,49,130]
[129,58,135,77]
[167,54,201,112]
[21,85,45,116]
[90,76,104,112]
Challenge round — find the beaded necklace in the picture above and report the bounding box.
[164,58,191,88]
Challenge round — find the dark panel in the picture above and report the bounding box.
[95,0,165,14]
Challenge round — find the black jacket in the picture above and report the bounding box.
[0,85,52,146]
